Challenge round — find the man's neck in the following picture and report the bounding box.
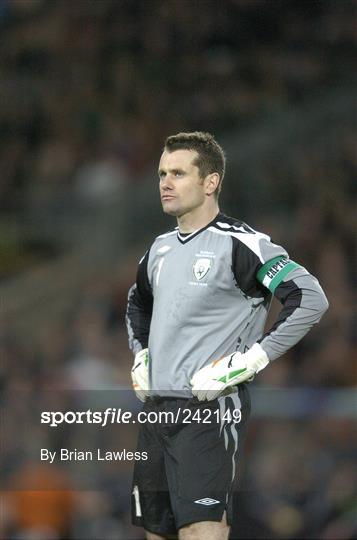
[177,206,220,234]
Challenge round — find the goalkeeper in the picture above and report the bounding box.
[126,131,328,540]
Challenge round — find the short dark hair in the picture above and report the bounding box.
[164,131,226,198]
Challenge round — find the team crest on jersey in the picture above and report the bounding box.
[193,258,212,281]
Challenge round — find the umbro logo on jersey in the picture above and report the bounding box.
[194,498,220,506]
[193,258,212,281]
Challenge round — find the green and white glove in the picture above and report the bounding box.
[131,348,150,402]
[190,343,269,401]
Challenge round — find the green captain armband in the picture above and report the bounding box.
[256,256,301,293]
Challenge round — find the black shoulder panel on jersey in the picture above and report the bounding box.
[215,213,256,234]
[136,250,153,309]
[231,237,266,298]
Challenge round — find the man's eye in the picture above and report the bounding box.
[175,171,183,176]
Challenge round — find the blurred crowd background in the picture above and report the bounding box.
[0,1,356,539]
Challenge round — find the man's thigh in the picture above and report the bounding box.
[179,512,229,540]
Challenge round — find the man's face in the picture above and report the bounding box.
[158,149,206,217]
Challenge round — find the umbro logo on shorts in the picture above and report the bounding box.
[194,497,220,506]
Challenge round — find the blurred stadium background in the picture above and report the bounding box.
[0,0,356,539]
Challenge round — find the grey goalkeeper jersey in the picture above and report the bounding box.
[126,213,328,397]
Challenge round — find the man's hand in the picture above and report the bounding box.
[131,348,150,402]
[190,343,269,401]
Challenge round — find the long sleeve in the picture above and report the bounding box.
[126,250,153,355]
[231,229,329,361]
[258,265,329,360]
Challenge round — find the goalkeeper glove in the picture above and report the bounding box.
[190,343,269,401]
[131,348,150,402]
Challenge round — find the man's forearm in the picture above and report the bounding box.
[259,268,329,360]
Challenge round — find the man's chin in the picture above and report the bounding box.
[161,203,179,216]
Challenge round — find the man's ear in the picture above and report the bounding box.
[204,173,220,196]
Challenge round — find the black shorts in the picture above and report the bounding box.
[131,384,251,536]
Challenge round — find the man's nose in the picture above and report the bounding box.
[160,175,173,190]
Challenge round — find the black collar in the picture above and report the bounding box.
[177,212,224,244]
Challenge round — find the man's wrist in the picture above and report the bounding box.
[244,343,269,373]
